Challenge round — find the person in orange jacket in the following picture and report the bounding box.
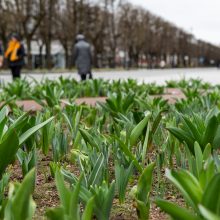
[5,34,25,80]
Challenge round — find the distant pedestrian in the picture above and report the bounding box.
[73,34,93,81]
[0,42,3,68]
[5,34,25,80]
[160,60,166,69]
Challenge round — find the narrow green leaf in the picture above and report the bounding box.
[181,114,202,145]
[19,116,54,146]
[82,197,94,220]
[194,142,203,178]
[11,168,36,220]
[62,112,73,133]
[202,116,218,149]
[69,175,84,220]
[88,154,104,187]
[130,112,151,146]
[202,173,220,215]
[114,136,142,172]
[0,106,8,123]
[103,181,115,220]
[79,128,99,151]
[0,95,16,111]
[199,205,220,220]
[167,127,195,153]
[0,131,19,177]
[46,207,65,220]
[136,200,150,220]
[142,123,150,166]
[156,199,201,220]
[115,162,133,203]
[136,162,155,203]
[166,169,203,211]
[203,144,212,161]
[3,112,28,142]
[55,170,71,214]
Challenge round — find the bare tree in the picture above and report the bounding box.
[5,0,46,67]
[1,0,220,68]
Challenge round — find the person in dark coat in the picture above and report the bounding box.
[5,34,25,80]
[73,34,93,81]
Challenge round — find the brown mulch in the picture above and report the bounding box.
[13,88,185,112]
[15,97,107,111]
[7,149,188,220]
[5,88,186,219]
[153,88,185,104]
[7,150,174,220]
[8,153,80,220]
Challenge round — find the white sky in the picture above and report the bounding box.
[128,0,220,46]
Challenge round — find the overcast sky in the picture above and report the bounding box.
[128,0,220,46]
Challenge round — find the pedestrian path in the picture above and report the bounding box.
[0,67,220,85]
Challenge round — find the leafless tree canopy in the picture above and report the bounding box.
[0,0,220,68]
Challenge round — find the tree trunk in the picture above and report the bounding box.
[39,44,43,68]
[26,38,32,69]
[111,49,116,68]
[45,40,52,69]
[64,46,69,69]
[93,49,99,68]
[45,0,54,69]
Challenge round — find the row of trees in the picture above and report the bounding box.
[0,0,220,68]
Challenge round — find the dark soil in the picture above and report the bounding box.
[6,92,186,219]
[7,150,185,220]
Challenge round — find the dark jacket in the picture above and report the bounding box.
[73,40,92,75]
[8,44,25,67]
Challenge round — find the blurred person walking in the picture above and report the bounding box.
[73,34,93,81]
[5,34,25,80]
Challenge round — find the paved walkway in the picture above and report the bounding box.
[93,67,220,85]
[0,67,220,85]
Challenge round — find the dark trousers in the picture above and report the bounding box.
[80,71,93,81]
[10,66,21,80]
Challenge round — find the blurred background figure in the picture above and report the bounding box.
[160,60,166,69]
[73,34,93,81]
[5,34,25,80]
[0,42,3,68]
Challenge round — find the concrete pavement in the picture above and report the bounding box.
[0,68,220,85]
